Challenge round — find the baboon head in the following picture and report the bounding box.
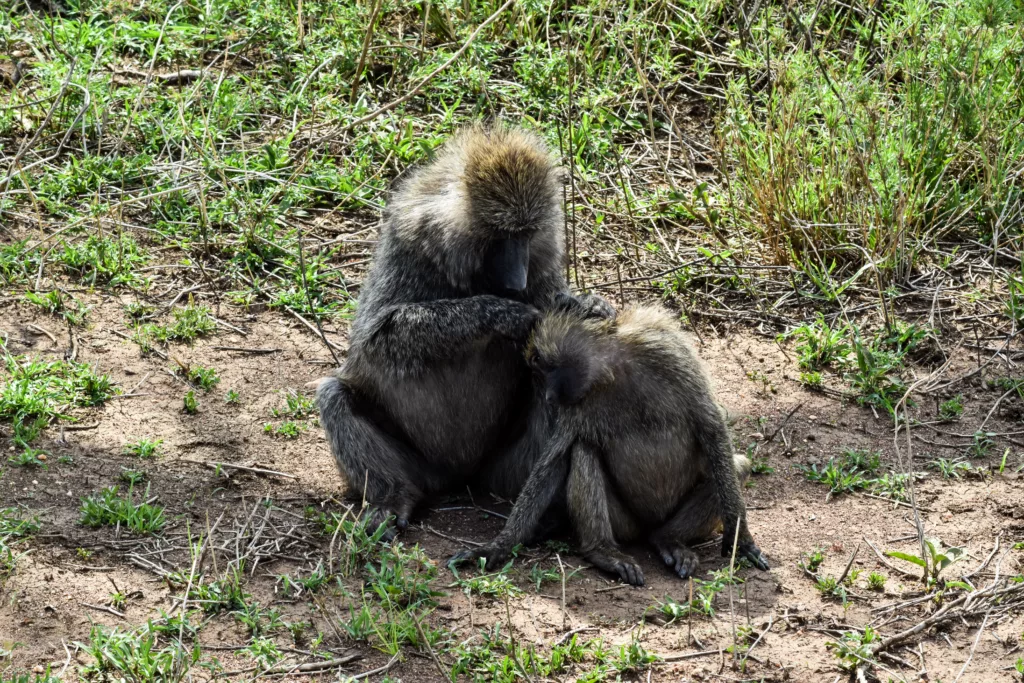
[528,313,615,405]
[388,125,564,297]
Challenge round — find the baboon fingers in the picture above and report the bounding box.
[447,544,511,572]
[585,550,644,587]
[656,544,700,579]
[740,542,770,570]
[621,562,644,587]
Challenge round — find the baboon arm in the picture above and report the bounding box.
[492,426,574,549]
[359,295,537,369]
[450,426,573,569]
[700,420,769,569]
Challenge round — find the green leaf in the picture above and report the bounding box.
[885,551,927,568]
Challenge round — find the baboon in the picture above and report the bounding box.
[316,124,613,534]
[451,306,769,586]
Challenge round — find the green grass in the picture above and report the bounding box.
[170,565,251,615]
[0,0,1016,335]
[176,364,220,391]
[119,468,147,486]
[782,314,850,371]
[58,234,149,288]
[0,356,117,450]
[929,458,971,479]
[271,390,316,419]
[24,289,88,326]
[0,672,61,683]
[123,438,162,459]
[0,507,41,581]
[938,395,965,421]
[79,486,166,534]
[134,304,217,350]
[264,421,303,438]
[77,625,198,683]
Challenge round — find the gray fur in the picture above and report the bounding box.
[450,305,768,585]
[316,124,613,531]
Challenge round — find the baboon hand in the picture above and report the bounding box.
[576,293,617,320]
[721,536,770,571]
[492,300,541,341]
[554,291,617,321]
[586,549,644,586]
[447,544,511,572]
[655,543,700,579]
[740,541,770,570]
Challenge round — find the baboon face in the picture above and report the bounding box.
[528,319,602,406]
[475,231,533,297]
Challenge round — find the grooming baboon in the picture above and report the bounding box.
[451,306,768,585]
[316,125,613,534]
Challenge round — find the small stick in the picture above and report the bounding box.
[81,602,125,619]
[837,545,860,585]
[413,614,448,681]
[863,537,920,580]
[553,626,597,646]
[213,346,282,354]
[728,521,741,664]
[211,315,247,337]
[952,608,991,683]
[659,650,720,662]
[179,459,297,479]
[349,0,385,105]
[595,583,628,594]
[25,323,57,344]
[556,553,568,630]
[347,653,400,681]
[687,577,694,646]
[287,307,344,352]
[765,402,803,443]
[339,0,515,134]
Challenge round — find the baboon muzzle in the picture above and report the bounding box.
[490,236,530,295]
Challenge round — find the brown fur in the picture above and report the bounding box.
[452,305,768,585]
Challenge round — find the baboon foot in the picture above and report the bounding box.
[585,548,644,586]
[360,506,399,542]
[654,542,700,579]
[448,544,512,572]
[359,497,416,542]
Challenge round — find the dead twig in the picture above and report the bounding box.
[81,602,126,619]
[180,459,298,479]
[212,346,282,354]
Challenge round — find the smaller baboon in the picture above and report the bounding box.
[451,306,768,586]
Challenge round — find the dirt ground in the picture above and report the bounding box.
[1,274,1022,682]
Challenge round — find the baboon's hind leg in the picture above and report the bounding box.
[316,376,432,535]
[568,443,644,586]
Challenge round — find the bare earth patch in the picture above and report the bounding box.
[1,284,1021,682]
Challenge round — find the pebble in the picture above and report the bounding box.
[37,453,47,461]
